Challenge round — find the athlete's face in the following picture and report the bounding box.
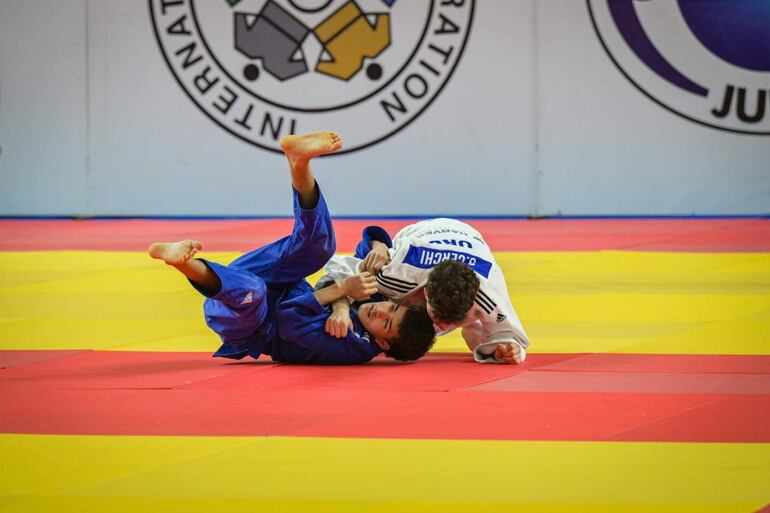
[357,301,407,347]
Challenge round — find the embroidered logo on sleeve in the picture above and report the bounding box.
[496,313,507,323]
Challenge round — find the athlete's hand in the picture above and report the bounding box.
[362,241,391,274]
[495,343,523,364]
[325,308,353,338]
[341,272,378,301]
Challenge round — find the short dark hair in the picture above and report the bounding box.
[384,307,436,361]
[425,260,480,324]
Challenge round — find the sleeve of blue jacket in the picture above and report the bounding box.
[354,226,393,260]
[275,291,382,365]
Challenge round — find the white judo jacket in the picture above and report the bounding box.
[317,218,530,363]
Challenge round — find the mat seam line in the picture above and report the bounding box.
[597,396,726,441]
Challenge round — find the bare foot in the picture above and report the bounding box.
[279,131,343,163]
[148,240,203,265]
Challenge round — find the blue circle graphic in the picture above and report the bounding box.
[678,0,770,72]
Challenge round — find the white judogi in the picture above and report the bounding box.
[318,218,529,363]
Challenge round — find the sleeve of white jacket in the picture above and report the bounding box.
[314,255,364,292]
[462,314,530,364]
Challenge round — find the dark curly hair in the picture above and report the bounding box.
[384,307,436,361]
[425,259,480,324]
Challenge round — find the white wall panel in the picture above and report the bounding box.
[82,0,533,216]
[536,1,770,216]
[0,0,767,216]
[0,0,88,215]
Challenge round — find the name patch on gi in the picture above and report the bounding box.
[404,245,492,278]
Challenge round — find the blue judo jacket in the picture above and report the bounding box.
[206,267,382,365]
[270,283,382,364]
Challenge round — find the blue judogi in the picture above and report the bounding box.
[354,226,393,259]
[199,187,382,365]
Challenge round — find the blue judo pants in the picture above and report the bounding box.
[199,187,336,358]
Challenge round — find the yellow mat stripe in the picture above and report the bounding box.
[1,434,768,513]
[1,251,768,355]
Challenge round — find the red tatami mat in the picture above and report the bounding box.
[1,218,768,252]
[1,351,768,442]
[602,395,770,442]
[0,350,88,369]
[532,353,770,374]
[0,350,267,390]
[469,371,770,394]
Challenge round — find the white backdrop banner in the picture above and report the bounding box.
[1,0,768,216]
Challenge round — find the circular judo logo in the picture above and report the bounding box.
[150,0,474,153]
[588,0,770,135]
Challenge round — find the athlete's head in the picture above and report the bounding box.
[357,301,436,361]
[424,260,480,325]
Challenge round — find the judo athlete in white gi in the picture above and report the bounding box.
[147,132,436,364]
[317,218,530,364]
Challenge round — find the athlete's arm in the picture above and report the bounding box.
[275,292,382,365]
[325,298,353,338]
[361,240,391,274]
[354,226,393,259]
[313,273,377,305]
[463,321,529,365]
[493,343,523,364]
[314,255,365,290]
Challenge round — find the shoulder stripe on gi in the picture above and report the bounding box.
[474,298,494,315]
[376,273,416,291]
[474,290,496,314]
[377,271,418,288]
[376,276,411,293]
[376,281,410,296]
[477,289,497,310]
[376,274,412,294]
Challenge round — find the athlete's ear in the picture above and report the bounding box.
[423,287,429,301]
[374,338,391,351]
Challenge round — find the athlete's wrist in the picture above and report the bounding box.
[331,298,350,311]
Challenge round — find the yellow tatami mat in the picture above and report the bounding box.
[1,250,768,355]
[2,434,769,513]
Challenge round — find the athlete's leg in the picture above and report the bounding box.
[147,239,222,296]
[229,131,343,285]
[148,239,270,358]
[280,131,342,209]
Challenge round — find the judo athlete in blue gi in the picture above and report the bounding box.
[148,131,436,364]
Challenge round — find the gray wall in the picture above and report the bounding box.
[1,0,768,216]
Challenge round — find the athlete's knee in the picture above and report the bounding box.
[210,267,267,308]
